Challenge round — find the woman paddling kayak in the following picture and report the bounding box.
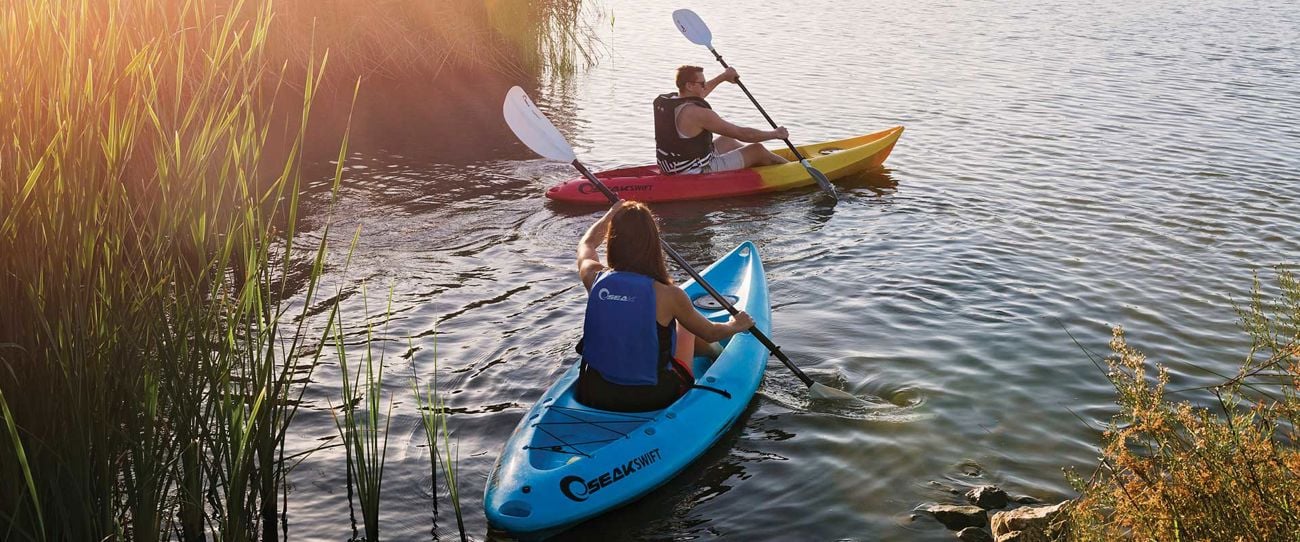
[575,201,753,412]
[485,236,772,536]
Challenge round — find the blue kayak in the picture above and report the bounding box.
[484,242,772,539]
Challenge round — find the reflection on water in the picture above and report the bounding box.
[281,0,1300,539]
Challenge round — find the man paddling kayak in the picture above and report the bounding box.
[654,65,790,175]
[575,201,753,411]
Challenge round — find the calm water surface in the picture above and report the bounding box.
[285,0,1300,539]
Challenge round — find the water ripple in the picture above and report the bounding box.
[282,0,1300,539]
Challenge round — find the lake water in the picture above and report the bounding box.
[283,0,1300,539]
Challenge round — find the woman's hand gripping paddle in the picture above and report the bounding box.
[672,9,838,202]
[503,87,858,400]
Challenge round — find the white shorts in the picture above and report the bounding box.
[686,149,745,174]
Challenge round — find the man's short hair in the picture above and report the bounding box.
[676,65,704,92]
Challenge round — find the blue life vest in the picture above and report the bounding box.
[581,271,675,386]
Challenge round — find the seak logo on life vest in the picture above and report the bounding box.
[559,448,662,502]
[597,288,635,303]
[577,183,653,195]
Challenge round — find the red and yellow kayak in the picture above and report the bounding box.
[545,126,903,204]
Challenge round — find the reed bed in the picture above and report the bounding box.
[1068,268,1300,540]
[0,0,591,539]
[269,0,600,84]
[262,0,603,159]
[0,0,336,539]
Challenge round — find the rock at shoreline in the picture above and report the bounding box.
[928,480,963,495]
[965,485,1010,509]
[990,501,1069,542]
[957,526,995,542]
[923,504,988,530]
[1012,494,1042,505]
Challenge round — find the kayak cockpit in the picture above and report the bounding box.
[524,349,726,471]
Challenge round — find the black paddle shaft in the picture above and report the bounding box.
[571,160,817,388]
[708,49,809,162]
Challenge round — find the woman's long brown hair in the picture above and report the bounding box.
[606,201,671,284]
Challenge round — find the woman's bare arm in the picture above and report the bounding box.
[577,204,619,290]
[667,287,754,343]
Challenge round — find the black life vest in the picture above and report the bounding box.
[653,93,714,174]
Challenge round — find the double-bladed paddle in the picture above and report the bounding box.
[503,86,857,401]
[672,8,838,202]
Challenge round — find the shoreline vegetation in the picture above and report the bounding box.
[918,268,1300,541]
[0,0,594,540]
[1066,268,1300,540]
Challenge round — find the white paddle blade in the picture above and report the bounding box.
[809,382,861,401]
[502,86,577,163]
[672,9,712,46]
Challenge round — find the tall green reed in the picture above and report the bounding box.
[412,333,467,541]
[329,280,395,542]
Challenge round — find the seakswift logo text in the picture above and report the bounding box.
[597,288,635,303]
[559,448,662,502]
[578,183,652,195]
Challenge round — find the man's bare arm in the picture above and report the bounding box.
[700,67,738,98]
[689,107,786,143]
